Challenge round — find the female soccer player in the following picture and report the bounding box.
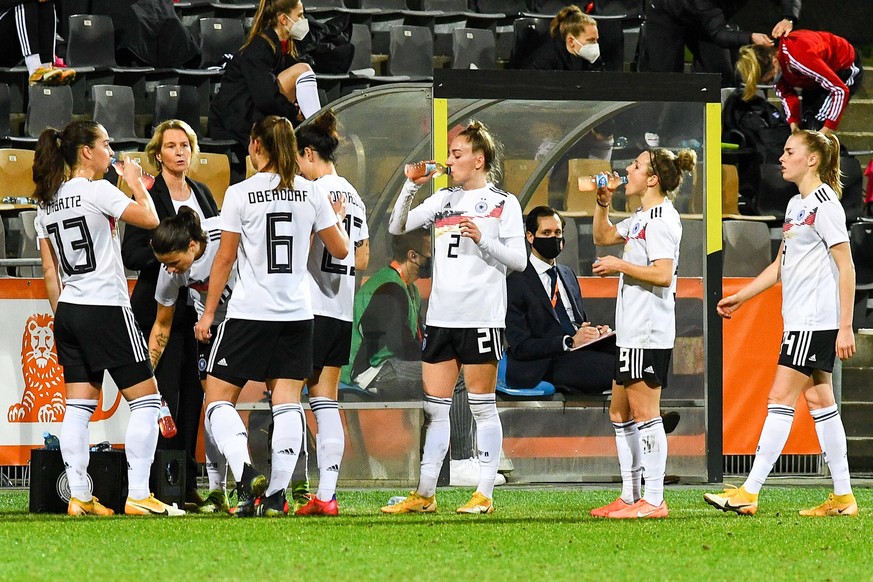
[589,147,696,519]
[382,120,526,515]
[34,120,183,516]
[292,109,369,516]
[705,130,857,517]
[194,115,349,517]
[149,207,235,513]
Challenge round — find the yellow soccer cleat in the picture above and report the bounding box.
[799,493,858,517]
[125,494,186,516]
[703,485,758,516]
[68,496,114,516]
[380,491,437,514]
[456,491,494,514]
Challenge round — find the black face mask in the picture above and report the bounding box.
[531,236,564,260]
[415,256,433,279]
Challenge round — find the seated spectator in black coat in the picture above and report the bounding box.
[521,6,606,72]
[506,206,614,394]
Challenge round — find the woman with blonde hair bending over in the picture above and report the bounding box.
[705,130,857,517]
[383,120,526,515]
[195,115,349,518]
[590,147,696,519]
[34,120,183,516]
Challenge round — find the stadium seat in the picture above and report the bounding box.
[153,85,201,135]
[198,17,246,68]
[114,151,159,198]
[186,152,231,208]
[10,85,73,147]
[755,163,798,218]
[678,217,704,277]
[91,85,149,148]
[357,0,408,55]
[0,149,35,198]
[501,158,549,212]
[386,25,434,80]
[722,219,771,277]
[0,216,7,277]
[496,355,556,399]
[451,28,496,69]
[0,83,10,144]
[564,158,611,215]
[15,210,40,278]
[849,220,873,290]
[507,16,549,69]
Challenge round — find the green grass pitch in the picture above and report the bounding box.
[0,486,869,580]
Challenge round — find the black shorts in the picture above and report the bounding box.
[778,330,838,375]
[421,326,504,365]
[312,315,352,369]
[54,303,153,388]
[614,347,672,389]
[196,325,219,381]
[207,318,314,385]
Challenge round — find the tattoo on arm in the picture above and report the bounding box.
[150,332,169,368]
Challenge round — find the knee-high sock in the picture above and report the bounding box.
[60,399,97,501]
[613,420,641,504]
[469,393,502,500]
[449,381,474,459]
[295,71,320,118]
[205,401,251,483]
[418,395,452,498]
[266,403,304,496]
[126,394,161,500]
[811,404,852,495]
[743,404,794,494]
[203,412,227,492]
[311,397,344,501]
[638,416,667,506]
[291,404,309,486]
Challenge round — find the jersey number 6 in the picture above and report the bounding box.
[267,212,293,274]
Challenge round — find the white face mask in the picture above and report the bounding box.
[575,41,600,64]
[289,16,309,40]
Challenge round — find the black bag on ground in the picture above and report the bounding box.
[722,88,791,212]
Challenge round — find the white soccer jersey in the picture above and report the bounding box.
[35,178,133,306]
[614,199,682,349]
[220,172,336,321]
[307,174,368,321]
[155,216,236,321]
[403,183,524,328]
[780,185,849,330]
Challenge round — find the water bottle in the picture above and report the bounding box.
[110,157,156,190]
[158,399,178,438]
[42,431,60,450]
[386,495,407,506]
[578,173,628,192]
[405,161,450,180]
[90,441,112,452]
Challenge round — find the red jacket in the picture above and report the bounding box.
[775,30,857,130]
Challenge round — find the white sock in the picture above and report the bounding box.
[613,420,641,504]
[311,397,344,501]
[205,401,251,483]
[638,417,667,506]
[60,399,97,501]
[203,413,227,492]
[295,71,320,118]
[811,404,852,495]
[266,403,303,496]
[417,395,452,498]
[743,404,794,495]
[469,393,502,500]
[125,394,161,500]
[24,54,42,75]
[291,404,309,486]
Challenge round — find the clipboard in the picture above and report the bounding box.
[571,330,616,351]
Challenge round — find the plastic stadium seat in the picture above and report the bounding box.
[678,217,704,277]
[198,18,246,68]
[153,84,201,134]
[451,28,496,69]
[849,220,873,290]
[91,85,149,148]
[722,220,771,277]
[508,16,549,69]
[10,86,73,147]
[385,25,434,80]
[496,355,556,399]
[186,153,231,208]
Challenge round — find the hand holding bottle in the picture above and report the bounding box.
[578,172,627,192]
[405,160,450,185]
[111,156,155,190]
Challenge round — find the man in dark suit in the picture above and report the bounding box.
[505,206,614,394]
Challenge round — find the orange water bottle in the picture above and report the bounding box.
[405,161,450,180]
[111,157,156,190]
[158,399,177,438]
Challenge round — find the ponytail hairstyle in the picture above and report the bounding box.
[151,206,207,256]
[737,44,777,101]
[649,147,697,200]
[33,120,104,206]
[296,109,340,163]
[550,5,596,41]
[251,115,298,189]
[457,119,503,183]
[243,0,300,57]
[794,129,843,198]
